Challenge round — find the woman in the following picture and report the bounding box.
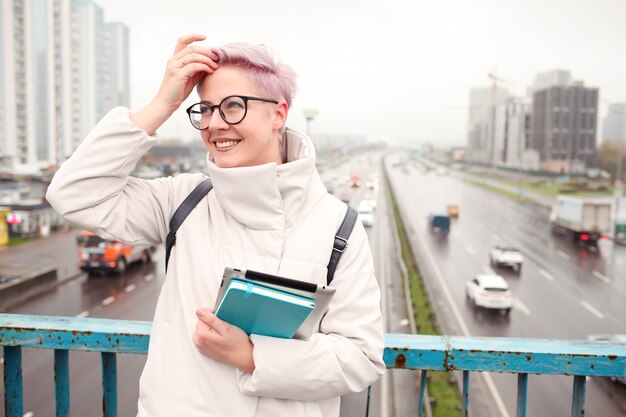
[47,34,385,417]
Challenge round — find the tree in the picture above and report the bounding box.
[597,139,626,181]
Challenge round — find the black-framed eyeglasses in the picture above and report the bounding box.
[185,95,279,130]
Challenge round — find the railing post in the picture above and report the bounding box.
[461,370,470,417]
[571,375,586,417]
[418,370,428,417]
[516,373,528,417]
[54,349,70,417]
[4,346,23,417]
[101,352,117,417]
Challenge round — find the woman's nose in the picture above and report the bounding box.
[208,111,229,132]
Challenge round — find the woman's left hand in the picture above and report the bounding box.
[193,308,255,373]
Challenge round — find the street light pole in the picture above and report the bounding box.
[303,109,319,137]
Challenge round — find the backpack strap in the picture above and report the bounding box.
[326,205,359,285]
[165,178,213,272]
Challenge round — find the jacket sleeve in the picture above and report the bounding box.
[46,107,174,245]
[235,220,386,401]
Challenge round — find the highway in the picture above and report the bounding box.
[2,150,625,416]
[318,152,421,417]
[385,153,626,417]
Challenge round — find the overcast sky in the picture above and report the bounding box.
[95,0,626,146]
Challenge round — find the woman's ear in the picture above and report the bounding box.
[273,102,289,132]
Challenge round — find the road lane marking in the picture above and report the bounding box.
[102,296,115,306]
[75,311,89,318]
[581,301,604,319]
[557,250,571,260]
[513,298,531,316]
[405,211,511,417]
[592,270,611,283]
[23,412,34,417]
[539,268,554,281]
[466,246,476,255]
[144,274,155,282]
[125,284,137,293]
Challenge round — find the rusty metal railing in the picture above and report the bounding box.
[1,314,625,417]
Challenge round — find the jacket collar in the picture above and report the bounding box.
[205,128,326,230]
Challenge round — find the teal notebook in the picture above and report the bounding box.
[215,279,316,339]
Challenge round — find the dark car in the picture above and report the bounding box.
[428,213,450,234]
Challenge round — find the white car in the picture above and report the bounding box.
[489,245,523,272]
[465,274,513,314]
[357,202,375,227]
[360,197,377,211]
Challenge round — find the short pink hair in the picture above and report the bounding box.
[210,43,297,109]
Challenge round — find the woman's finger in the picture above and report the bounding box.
[173,33,206,54]
[179,63,216,78]
[175,52,219,71]
[174,45,219,65]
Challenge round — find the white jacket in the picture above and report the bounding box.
[46,107,385,417]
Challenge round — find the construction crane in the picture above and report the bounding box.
[488,72,514,87]
[487,71,514,107]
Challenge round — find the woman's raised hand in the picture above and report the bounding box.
[155,34,219,113]
[131,34,219,135]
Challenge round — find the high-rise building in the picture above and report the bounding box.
[527,70,571,97]
[530,81,599,173]
[467,86,508,164]
[491,98,532,169]
[0,0,129,172]
[602,103,626,143]
[1,0,24,169]
[104,22,130,117]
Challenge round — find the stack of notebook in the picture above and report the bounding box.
[215,278,317,339]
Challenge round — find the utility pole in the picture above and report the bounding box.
[303,109,319,137]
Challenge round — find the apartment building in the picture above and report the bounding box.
[0,0,129,172]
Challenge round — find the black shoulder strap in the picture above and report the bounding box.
[165,178,213,272]
[326,204,359,285]
[166,187,358,281]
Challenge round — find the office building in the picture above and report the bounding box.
[530,81,599,173]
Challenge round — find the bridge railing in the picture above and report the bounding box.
[1,313,625,417]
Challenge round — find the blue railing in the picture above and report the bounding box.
[1,313,625,417]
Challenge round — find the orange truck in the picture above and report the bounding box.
[76,230,155,274]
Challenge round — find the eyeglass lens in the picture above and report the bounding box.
[188,96,247,129]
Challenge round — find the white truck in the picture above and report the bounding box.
[550,196,612,245]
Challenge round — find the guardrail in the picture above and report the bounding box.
[1,314,625,417]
